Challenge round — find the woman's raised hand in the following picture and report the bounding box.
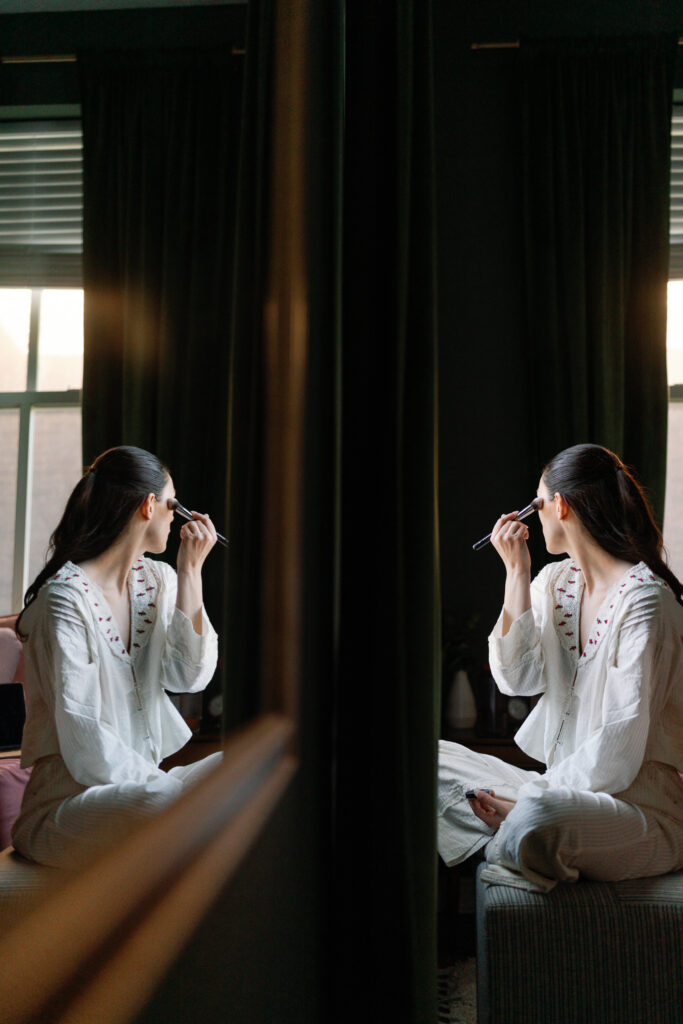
[490,511,532,576]
[176,511,217,574]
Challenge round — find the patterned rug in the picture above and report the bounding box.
[437,957,477,1024]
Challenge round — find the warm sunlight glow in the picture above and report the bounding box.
[0,288,84,392]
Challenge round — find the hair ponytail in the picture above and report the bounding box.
[16,446,169,639]
[543,444,682,605]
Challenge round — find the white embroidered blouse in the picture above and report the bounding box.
[19,557,218,789]
[488,558,683,796]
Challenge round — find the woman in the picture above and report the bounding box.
[12,445,221,868]
[438,444,683,891]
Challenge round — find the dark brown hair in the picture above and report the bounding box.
[16,446,169,638]
[543,443,682,605]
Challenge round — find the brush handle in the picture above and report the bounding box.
[171,500,229,547]
[472,500,540,552]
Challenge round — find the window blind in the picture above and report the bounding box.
[0,119,82,287]
[670,104,683,281]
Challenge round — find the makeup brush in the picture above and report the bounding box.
[472,497,543,551]
[168,498,229,547]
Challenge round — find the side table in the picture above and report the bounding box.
[441,728,545,772]
[160,732,222,771]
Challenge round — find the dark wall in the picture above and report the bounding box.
[434,0,683,682]
[0,6,246,104]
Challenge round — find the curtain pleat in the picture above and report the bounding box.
[521,35,677,520]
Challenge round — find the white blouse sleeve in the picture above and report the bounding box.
[488,562,558,697]
[43,588,183,793]
[542,587,660,794]
[153,561,219,694]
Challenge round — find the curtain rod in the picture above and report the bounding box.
[2,55,76,64]
[1,48,245,64]
[471,42,519,50]
[471,37,683,50]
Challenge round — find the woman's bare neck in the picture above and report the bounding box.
[77,540,143,596]
[570,545,635,597]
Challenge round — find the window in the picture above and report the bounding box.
[0,288,83,612]
[0,114,83,614]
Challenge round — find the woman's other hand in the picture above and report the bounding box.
[467,789,516,831]
[490,511,532,576]
[176,512,217,574]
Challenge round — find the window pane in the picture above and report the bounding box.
[0,289,31,392]
[667,281,683,386]
[28,407,82,586]
[37,289,84,391]
[665,283,683,580]
[663,401,683,582]
[0,409,19,611]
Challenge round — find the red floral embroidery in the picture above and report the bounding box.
[56,559,158,664]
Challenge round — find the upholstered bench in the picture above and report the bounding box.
[475,861,683,1024]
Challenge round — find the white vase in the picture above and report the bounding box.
[447,669,477,730]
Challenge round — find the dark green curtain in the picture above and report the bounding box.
[79,48,243,678]
[224,0,440,1019]
[332,2,440,1019]
[221,8,271,732]
[522,35,677,520]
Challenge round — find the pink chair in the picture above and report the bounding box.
[0,614,24,687]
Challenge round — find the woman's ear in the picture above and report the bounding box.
[140,493,156,521]
[554,493,569,521]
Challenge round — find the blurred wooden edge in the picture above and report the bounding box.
[0,713,295,1024]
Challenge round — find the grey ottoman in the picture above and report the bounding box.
[476,861,683,1024]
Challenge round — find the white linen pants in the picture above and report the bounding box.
[12,751,223,868]
[438,740,683,889]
